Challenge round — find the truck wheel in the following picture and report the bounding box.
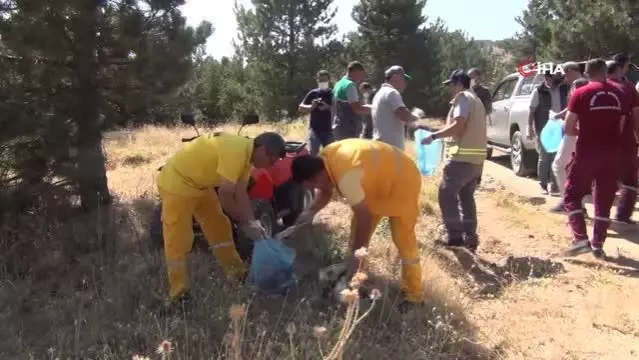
[510,131,536,177]
[233,199,277,263]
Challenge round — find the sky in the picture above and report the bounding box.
[180,0,529,59]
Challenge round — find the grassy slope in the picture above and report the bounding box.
[0,121,637,359]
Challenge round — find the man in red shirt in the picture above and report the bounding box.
[564,59,628,258]
[607,56,639,224]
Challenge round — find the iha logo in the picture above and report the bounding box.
[516,57,566,77]
[517,57,537,77]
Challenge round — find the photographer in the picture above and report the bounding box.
[299,70,334,155]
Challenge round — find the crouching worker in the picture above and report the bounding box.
[290,139,424,312]
[157,132,286,304]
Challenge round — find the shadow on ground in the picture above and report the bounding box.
[430,245,565,297]
[479,186,548,206]
[606,222,639,245]
[563,255,639,278]
[0,196,498,359]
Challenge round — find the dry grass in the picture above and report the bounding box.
[1,120,638,359]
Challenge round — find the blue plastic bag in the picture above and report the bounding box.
[540,111,563,153]
[414,129,443,176]
[248,238,296,296]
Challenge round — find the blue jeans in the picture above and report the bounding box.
[308,129,334,156]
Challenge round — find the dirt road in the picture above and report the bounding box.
[483,153,639,258]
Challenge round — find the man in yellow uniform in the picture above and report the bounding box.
[157,131,286,304]
[290,139,424,312]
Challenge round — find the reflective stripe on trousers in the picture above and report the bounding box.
[159,187,246,301]
[349,204,424,303]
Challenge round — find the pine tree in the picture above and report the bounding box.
[234,0,337,119]
[0,0,210,211]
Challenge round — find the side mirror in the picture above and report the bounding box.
[242,113,259,125]
[180,113,195,126]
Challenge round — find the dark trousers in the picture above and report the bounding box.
[564,153,618,248]
[361,115,373,139]
[438,161,484,242]
[616,144,638,220]
[333,122,362,141]
[536,136,557,190]
[307,129,334,156]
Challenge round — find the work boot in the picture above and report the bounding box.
[564,239,591,257]
[463,234,479,252]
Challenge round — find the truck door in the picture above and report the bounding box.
[489,77,519,145]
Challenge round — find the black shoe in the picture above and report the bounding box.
[614,218,637,225]
[550,202,564,213]
[563,239,591,256]
[592,247,607,259]
[397,300,424,314]
[464,234,479,252]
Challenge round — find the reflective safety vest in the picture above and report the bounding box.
[444,90,488,165]
[319,139,421,217]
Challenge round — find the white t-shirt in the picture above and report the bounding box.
[372,83,406,150]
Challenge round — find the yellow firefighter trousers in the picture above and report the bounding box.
[350,212,424,303]
[159,187,246,301]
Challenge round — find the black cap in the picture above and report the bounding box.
[443,69,470,85]
[254,132,286,159]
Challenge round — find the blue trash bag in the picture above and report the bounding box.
[248,238,297,296]
[540,111,563,153]
[414,129,443,176]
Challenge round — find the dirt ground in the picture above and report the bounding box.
[471,152,639,359]
[1,124,638,359]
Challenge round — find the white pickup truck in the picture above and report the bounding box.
[486,61,639,176]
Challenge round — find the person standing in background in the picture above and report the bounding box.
[468,68,493,115]
[527,72,568,196]
[359,82,374,139]
[331,61,372,140]
[549,62,588,213]
[468,67,492,186]
[563,59,628,259]
[422,70,487,251]
[299,70,334,156]
[371,65,422,151]
[606,57,639,225]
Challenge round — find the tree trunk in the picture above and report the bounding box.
[73,1,111,211]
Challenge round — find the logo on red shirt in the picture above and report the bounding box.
[588,91,622,111]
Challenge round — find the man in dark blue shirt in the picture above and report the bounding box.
[299,70,334,155]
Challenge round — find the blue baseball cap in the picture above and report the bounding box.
[443,69,470,85]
